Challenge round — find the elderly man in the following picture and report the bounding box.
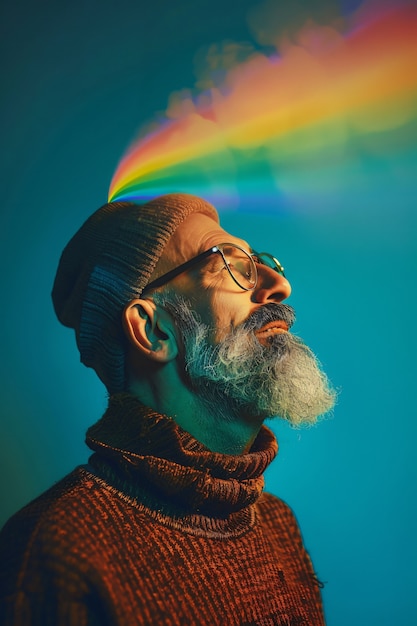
[0,193,335,625]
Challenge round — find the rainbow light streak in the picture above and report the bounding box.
[109,0,417,212]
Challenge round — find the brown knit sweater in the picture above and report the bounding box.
[0,394,325,625]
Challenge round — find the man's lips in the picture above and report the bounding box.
[254,320,289,338]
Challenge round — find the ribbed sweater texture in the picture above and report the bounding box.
[0,394,325,625]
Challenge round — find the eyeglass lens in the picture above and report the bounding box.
[218,244,285,290]
[254,252,285,277]
[219,244,257,290]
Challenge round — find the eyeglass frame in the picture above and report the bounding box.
[142,243,285,294]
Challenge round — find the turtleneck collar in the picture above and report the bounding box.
[85,393,278,537]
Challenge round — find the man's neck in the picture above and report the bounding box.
[128,373,262,455]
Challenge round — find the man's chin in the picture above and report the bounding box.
[217,331,336,427]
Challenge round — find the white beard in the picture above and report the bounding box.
[156,294,336,426]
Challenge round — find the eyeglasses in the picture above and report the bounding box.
[142,243,285,293]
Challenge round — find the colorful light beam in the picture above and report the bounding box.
[109,0,417,213]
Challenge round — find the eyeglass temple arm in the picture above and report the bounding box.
[142,246,219,293]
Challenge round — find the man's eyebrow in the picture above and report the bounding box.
[231,239,252,252]
[200,238,251,253]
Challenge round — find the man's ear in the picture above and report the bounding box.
[122,298,178,363]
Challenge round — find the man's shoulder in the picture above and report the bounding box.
[257,491,304,537]
[258,490,295,515]
[0,467,102,550]
[0,468,104,593]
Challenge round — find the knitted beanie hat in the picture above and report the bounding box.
[52,193,219,393]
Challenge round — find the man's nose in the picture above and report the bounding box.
[252,264,292,303]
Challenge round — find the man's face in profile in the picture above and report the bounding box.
[149,213,336,426]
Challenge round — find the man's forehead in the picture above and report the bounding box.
[169,213,250,259]
[148,212,250,282]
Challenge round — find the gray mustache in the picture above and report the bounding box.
[243,303,296,332]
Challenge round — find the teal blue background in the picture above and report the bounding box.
[1,1,416,624]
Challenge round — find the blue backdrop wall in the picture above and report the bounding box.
[1,1,416,625]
